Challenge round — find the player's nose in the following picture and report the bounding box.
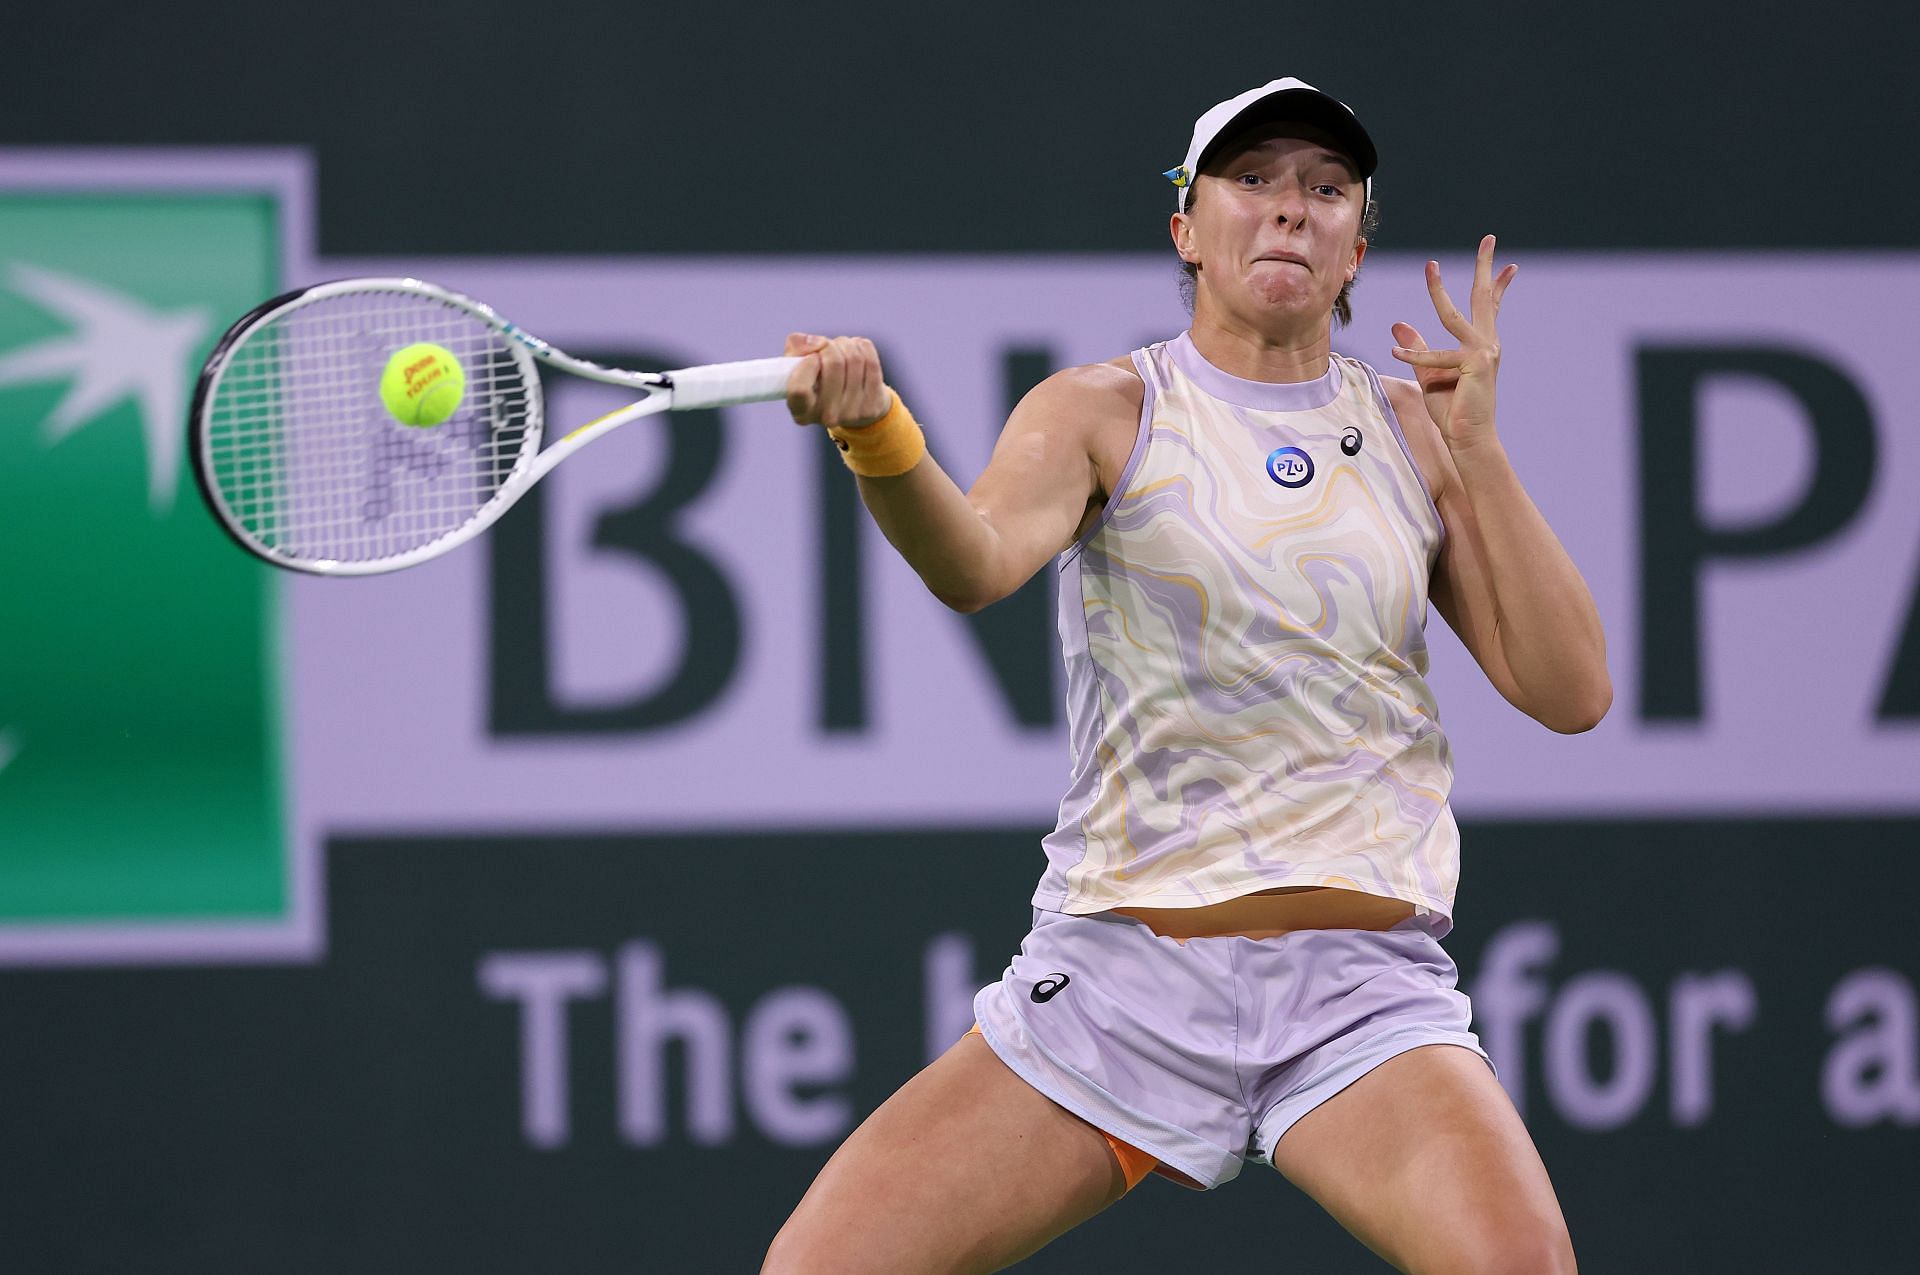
[1271,185,1310,225]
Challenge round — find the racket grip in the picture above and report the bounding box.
[668,357,801,409]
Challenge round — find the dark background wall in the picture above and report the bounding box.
[11,1,1911,255]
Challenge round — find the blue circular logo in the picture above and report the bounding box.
[1265,445,1315,488]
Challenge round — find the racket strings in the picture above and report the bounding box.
[201,288,537,566]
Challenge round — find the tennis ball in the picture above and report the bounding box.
[380,342,466,427]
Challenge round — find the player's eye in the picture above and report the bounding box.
[1236,173,1263,187]
[1315,184,1344,197]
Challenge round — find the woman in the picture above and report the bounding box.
[765,77,1606,1275]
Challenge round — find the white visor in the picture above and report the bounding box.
[1166,77,1376,212]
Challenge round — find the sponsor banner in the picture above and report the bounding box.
[300,254,1920,841]
[4,148,1913,970]
[2,821,1914,1272]
[0,151,316,964]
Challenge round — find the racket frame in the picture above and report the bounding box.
[191,276,790,576]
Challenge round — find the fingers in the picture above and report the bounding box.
[1392,345,1465,369]
[1433,239,1517,323]
[1471,234,1496,330]
[816,338,850,415]
[849,337,886,423]
[1472,237,1520,330]
[1424,258,1474,342]
[785,361,820,423]
[1418,237,1516,354]
[784,332,826,423]
[1390,321,1428,351]
[1493,262,1518,310]
[783,334,889,427]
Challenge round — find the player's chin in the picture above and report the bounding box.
[1243,284,1333,323]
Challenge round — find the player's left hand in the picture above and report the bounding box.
[1391,234,1517,451]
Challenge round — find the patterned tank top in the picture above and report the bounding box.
[1033,332,1459,930]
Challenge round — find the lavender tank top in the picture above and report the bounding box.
[1033,332,1459,928]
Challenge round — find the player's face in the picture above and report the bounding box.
[1174,125,1367,328]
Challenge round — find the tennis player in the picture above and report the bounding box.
[764,77,1605,1275]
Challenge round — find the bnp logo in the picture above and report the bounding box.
[0,167,299,963]
[0,261,210,793]
[0,262,211,513]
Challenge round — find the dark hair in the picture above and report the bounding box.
[1177,189,1380,327]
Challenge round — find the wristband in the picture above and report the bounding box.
[825,391,926,478]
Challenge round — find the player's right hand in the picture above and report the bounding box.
[784,333,892,429]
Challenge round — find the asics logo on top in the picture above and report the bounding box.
[1341,426,1363,456]
[1030,973,1072,1003]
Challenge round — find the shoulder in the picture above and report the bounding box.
[1376,372,1454,502]
[1377,371,1424,423]
[1014,356,1144,424]
[996,357,1146,504]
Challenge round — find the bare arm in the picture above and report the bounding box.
[1389,238,1611,733]
[783,333,1138,613]
[1391,377,1611,732]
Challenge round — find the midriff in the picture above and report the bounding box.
[1111,885,1416,943]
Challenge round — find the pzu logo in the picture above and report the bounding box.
[1265,445,1315,489]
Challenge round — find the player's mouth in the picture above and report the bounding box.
[1252,252,1311,269]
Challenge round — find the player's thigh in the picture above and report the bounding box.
[762,1031,1128,1275]
[1270,1044,1575,1275]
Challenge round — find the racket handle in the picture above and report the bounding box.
[668,356,801,409]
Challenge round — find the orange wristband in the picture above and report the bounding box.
[825,391,926,478]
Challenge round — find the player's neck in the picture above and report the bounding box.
[1188,303,1332,385]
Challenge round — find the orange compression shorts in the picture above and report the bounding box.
[964,1023,1158,1191]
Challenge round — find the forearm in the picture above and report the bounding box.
[1447,433,1611,729]
[854,456,1010,613]
[788,341,1113,615]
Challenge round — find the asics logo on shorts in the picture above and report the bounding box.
[1030,973,1072,1003]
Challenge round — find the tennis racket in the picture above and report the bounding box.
[189,276,797,575]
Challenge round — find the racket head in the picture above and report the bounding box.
[190,278,544,575]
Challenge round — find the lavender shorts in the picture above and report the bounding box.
[973,908,1490,1189]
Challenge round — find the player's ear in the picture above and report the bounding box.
[1171,211,1198,265]
[1347,236,1367,284]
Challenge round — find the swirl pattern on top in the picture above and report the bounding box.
[1035,334,1459,928]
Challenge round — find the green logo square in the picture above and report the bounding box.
[0,185,287,930]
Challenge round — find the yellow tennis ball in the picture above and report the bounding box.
[380,342,466,427]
